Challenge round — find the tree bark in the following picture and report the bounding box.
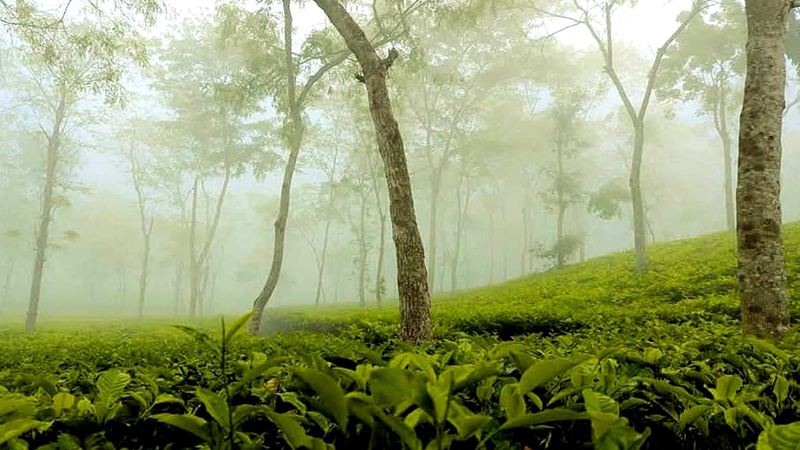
[249,0,307,334]
[630,124,648,271]
[25,90,66,333]
[313,0,432,342]
[737,0,790,337]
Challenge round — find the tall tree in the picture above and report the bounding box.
[124,139,156,318]
[534,0,705,271]
[659,1,746,231]
[313,0,433,342]
[16,18,146,332]
[736,0,796,336]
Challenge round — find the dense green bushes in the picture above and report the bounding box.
[2,224,800,449]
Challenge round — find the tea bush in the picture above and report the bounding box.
[2,224,799,450]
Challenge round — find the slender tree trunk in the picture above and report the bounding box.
[427,169,442,293]
[556,127,567,269]
[717,81,736,232]
[2,261,14,313]
[138,227,152,318]
[521,206,528,276]
[174,261,184,316]
[26,92,66,333]
[357,189,369,308]
[451,175,471,292]
[315,151,339,307]
[737,0,790,337]
[630,124,648,271]
[488,211,495,284]
[371,175,387,308]
[314,0,432,342]
[188,177,199,319]
[249,0,307,334]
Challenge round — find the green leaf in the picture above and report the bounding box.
[153,393,185,407]
[151,414,212,443]
[452,414,492,440]
[500,408,588,430]
[52,393,75,411]
[749,339,791,362]
[264,410,313,450]
[499,384,525,421]
[373,409,422,450]
[679,405,711,428]
[519,358,587,395]
[195,388,231,430]
[0,419,50,445]
[96,369,131,405]
[583,390,620,417]
[774,376,790,404]
[293,368,349,430]
[757,422,800,450]
[710,375,742,402]
[224,312,254,345]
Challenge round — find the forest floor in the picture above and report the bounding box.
[2,223,800,450]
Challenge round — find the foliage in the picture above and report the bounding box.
[2,224,800,449]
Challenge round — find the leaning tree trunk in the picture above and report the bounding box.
[188,178,200,319]
[249,0,306,334]
[26,93,66,333]
[314,0,432,342]
[736,0,791,337]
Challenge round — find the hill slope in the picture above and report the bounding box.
[264,222,800,339]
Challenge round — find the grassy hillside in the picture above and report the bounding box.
[1,224,799,450]
[262,222,800,340]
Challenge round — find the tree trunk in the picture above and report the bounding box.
[427,168,442,293]
[371,174,387,308]
[314,0,432,342]
[26,92,66,333]
[188,177,200,319]
[173,261,184,316]
[737,0,790,337]
[451,175,471,292]
[630,124,648,272]
[720,83,736,232]
[488,211,495,284]
[315,151,338,307]
[138,225,152,318]
[249,0,306,334]
[2,261,14,313]
[521,206,529,276]
[357,189,369,308]
[556,126,566,269]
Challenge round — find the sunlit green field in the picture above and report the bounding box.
[2,224,800,450]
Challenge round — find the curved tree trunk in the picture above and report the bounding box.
[248,0,306,334]
[313,0,432,342]
[737,0,791,337]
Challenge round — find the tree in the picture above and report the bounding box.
[534,0,705,271]
[735,0,796,336]
[659,1,746,232]
[154,17,268,319]
[313,0,433,342]
[16,17,147,332]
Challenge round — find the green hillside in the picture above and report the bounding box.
[262,222,800,340]
[1,224,799,450]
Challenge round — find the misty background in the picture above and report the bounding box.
[1,0,799,319]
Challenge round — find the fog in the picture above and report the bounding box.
[0,0,798,321]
